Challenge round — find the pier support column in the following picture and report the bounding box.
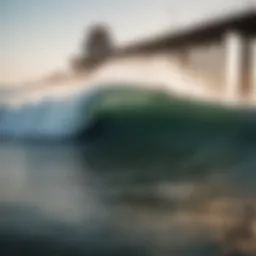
[251,39,256,100]
[224,32,250,102]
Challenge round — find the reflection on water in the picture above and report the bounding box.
[0,141,256,256]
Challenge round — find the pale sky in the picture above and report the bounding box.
[0,0,252,84]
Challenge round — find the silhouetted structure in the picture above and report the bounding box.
[71,24,114,73]
[86,24,114,60]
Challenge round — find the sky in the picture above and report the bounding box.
[0,0,253,84]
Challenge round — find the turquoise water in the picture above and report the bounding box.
[0,86,256,255]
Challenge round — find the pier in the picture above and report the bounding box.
[83,10,256,102]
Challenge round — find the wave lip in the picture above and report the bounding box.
[0,88,98,140]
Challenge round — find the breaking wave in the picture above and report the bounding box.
[0,55,253,140]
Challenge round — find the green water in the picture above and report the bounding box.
[1,87,256,255]
[82,87,256,184]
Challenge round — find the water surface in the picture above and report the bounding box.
[1,92,256,255]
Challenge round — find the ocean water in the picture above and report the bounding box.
[0,86,256,255]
